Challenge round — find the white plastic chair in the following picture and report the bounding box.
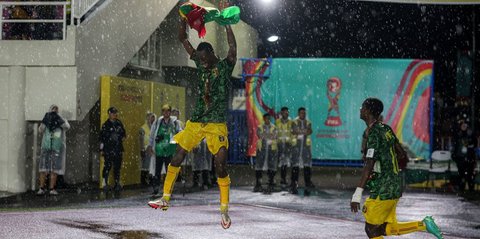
[428,150,452,189]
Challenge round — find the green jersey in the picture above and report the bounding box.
[191,57,235,123]
[365,122,402,200]
[154,118,178,157]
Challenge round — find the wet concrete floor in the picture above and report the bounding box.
[0,186,479,238]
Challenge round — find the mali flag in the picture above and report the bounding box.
[179,2,240,38]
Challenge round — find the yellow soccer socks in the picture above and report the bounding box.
[217,175,231,212]
[162,164,181,201]
[386,221,426,236]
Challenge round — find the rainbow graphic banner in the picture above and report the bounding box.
[243,59,272,157]
[243,58,433,161]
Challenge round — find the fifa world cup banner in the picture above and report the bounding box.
[244,58,433,161]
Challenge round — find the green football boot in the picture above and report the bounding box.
[423,216,443,239]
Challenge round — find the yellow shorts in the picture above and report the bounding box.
[173,120,228,155]
[362,197,398,225]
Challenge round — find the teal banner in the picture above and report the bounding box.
[251,58,433,161]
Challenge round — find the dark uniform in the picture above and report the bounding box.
[453,128,478,192]
[100,118,126,190]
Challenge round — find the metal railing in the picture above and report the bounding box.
[0,1,69,40]
[129,28,163,71]
[72,0,103,25]
[0,0,123,40]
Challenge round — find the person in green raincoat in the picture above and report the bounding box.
[147,104,181,195]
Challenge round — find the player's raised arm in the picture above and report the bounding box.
[179,18,195,57]
[225,25,237,66]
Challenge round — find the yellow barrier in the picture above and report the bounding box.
[100,75,185,187]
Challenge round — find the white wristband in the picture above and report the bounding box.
[100,143,104,150]
[351,187,364,203]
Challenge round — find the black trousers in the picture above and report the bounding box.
[456,158,476,192]
[103,152,123,185]
[153,156,172,189]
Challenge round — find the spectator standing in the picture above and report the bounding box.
[452,120,478,192]
[139,112,156,186]
[100,107,126,192]
[9,4,30,40]
[255,113,278,194]
[30,0,56,40]
[171,108,185,130]
[291,107,314,194]
[147,104,181,195]
[37,104,70,195]
[275,107,294,189]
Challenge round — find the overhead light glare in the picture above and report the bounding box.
[267,35,279,42]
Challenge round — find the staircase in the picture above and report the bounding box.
[0,0,259,193]
[0,0,179,193]
[0,0,178,121]
[75,0,178,120]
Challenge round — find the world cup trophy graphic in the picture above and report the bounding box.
[325,77,342,126]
